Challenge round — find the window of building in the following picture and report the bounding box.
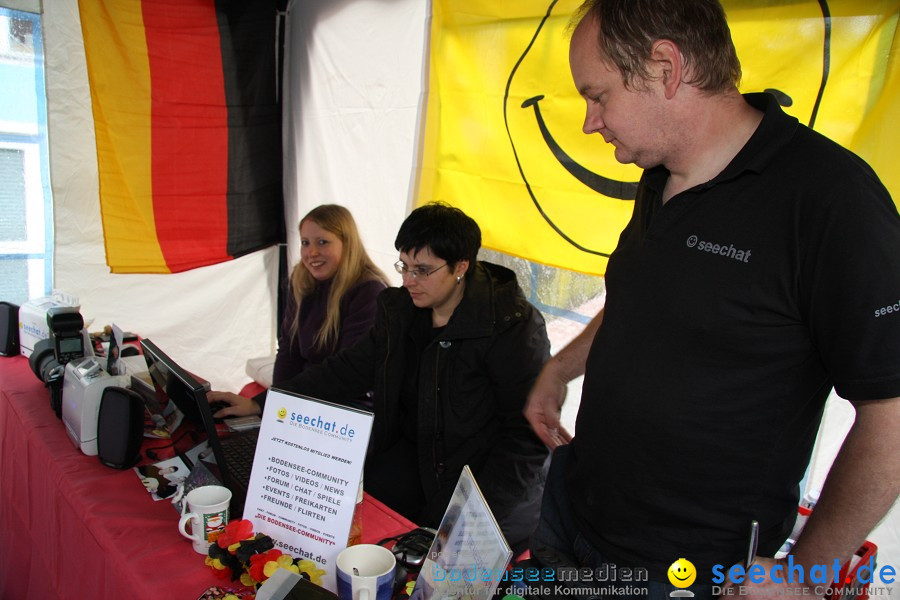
[0,7,53,304]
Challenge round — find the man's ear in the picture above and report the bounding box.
[650,39,683,99]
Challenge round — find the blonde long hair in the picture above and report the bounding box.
[289,205,389,351]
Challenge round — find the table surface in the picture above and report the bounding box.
[0,355,415,600]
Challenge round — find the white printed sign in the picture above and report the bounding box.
[243,389,373,592]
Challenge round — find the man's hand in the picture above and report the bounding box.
[525,363,573,448]
[524,307,604,447]
[206,390,262,417]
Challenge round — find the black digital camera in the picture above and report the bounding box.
[46,307,87,365]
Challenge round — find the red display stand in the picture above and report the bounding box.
[824,540,879,600]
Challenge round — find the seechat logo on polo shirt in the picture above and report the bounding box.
[874,298,900,318]
[686,235,752,263]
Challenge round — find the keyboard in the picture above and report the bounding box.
[218,429,260,487]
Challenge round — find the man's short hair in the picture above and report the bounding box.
[574,0,741,93]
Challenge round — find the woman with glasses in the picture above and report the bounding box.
[208,204,389,409]
[214,202,550,550]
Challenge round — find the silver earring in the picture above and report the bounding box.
[456,276,462,284]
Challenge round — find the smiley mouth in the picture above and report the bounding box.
[503,89,634,257]
[521,95,639,200]
[502,3,638,258]
[672,573,691,581]
[501,0,826,260]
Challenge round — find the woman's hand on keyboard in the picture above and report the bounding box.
[206,391,262,417]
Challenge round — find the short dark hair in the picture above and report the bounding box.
[574,0,741,93]
[394,202,481,275]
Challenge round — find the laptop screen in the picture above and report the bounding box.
[140,338,209,427]
[140,338,254,514]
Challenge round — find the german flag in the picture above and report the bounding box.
[79,0,283,273]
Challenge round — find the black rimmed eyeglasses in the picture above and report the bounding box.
[394,260,448,280]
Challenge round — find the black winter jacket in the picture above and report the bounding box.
[278,261,551,545]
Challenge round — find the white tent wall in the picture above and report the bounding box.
[281,0,427,283]
[42,0,278,393]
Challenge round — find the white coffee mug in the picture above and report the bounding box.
[335,543,396,600]
[177,485,231,554]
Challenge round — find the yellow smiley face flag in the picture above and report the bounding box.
[418,0,900,276]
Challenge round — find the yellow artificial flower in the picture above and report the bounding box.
[297,559,327,585]
[264,554,300,578]
[240,572,257,587]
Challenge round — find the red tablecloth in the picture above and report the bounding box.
[0,355,415,600]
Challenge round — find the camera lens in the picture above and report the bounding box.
[29,337,66,418]
[28,338,60,383]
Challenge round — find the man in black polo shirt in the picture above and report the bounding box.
[524,0,900,598]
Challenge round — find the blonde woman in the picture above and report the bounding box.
[209,204,388,412]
